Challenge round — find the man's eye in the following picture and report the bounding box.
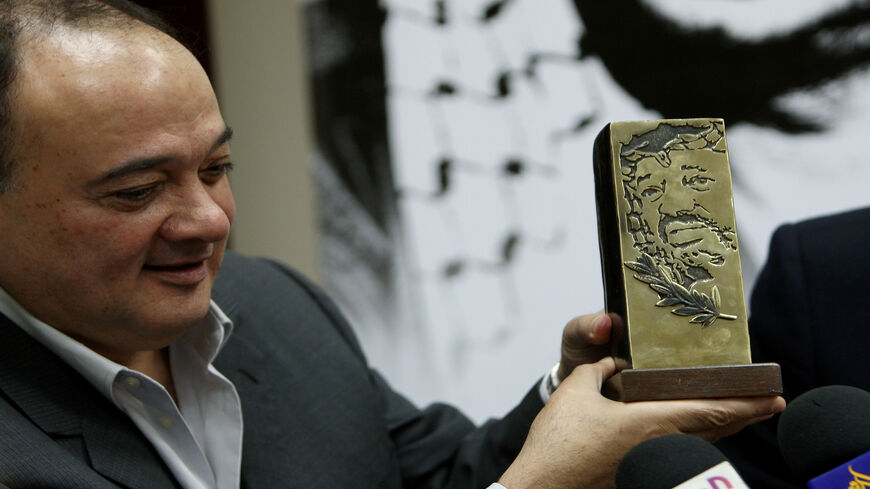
[640,187,663,201]
[684,175,714,190]
[114,185,157,202]
[201,162,234,181]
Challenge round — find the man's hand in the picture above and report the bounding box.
[500,357,785,489]
[558,311,618,381]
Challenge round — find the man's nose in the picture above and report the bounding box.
[658,187,697,216]
[160,184,232,243]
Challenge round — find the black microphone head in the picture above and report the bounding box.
[616,434,728,489]
[778,385,870,481]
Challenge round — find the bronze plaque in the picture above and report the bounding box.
[593,119,779,400]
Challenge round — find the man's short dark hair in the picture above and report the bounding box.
[0,0,177,193]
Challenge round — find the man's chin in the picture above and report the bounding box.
[72,304,211,360]
[133,302,213,345]
[171,289,214,322]
[141,280,215,329]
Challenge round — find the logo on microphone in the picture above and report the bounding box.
[705,476,735,488]
[807,451,870,488]
[848,465,870,488]
[672,462,749,489]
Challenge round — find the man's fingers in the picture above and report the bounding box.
[559,312,614,380]
[563,311,611,346]
[651,395,786,441]
[699,395,786,420]
[561,357,618,392]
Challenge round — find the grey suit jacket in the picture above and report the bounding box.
[0,251,542,488]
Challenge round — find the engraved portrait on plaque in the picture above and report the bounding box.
[593,118,781,401]
[620,122,737,325]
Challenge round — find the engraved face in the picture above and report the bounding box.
[621,123,737,287]
[633,149,736,281]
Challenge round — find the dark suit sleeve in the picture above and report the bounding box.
[715,224,811,489]
[293,264,541,488]
[370,370,541,488]
[286,261,540,487]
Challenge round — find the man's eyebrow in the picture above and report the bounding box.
[88,126,234,187]
[636,173,652,185]
[212,126,233,152]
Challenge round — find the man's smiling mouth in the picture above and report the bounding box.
[143,261,204,272]
[142,258,211,285]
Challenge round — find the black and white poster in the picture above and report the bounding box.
[305,0,870,420]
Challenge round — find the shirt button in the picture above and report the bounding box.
[123,377,141,389]
[158,416,174,428]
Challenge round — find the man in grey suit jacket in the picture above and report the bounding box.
[0,251,544,488]
[0,1,784,488]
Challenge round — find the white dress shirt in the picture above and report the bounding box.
[0,286,243,489]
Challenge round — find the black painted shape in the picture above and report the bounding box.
[573,0,870,133]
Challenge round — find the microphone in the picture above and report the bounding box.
[616,433,750,489]
[778,385,870,488]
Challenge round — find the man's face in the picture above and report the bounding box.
[631,149,735,278]
[0,27,235,357]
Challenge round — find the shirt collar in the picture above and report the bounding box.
[0,285,233,405]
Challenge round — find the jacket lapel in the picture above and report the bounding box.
[0,314,180,489]
[211,263,397,488]
[210,298,291,488]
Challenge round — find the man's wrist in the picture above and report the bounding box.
[537,362,562,403]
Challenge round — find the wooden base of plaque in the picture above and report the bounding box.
[603,363,782,402]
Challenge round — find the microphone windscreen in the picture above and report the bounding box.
[777,385,870,481]
[616,433,728,489]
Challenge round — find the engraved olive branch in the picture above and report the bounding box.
[624,253,737,327]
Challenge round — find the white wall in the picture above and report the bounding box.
[207,0,321,282]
